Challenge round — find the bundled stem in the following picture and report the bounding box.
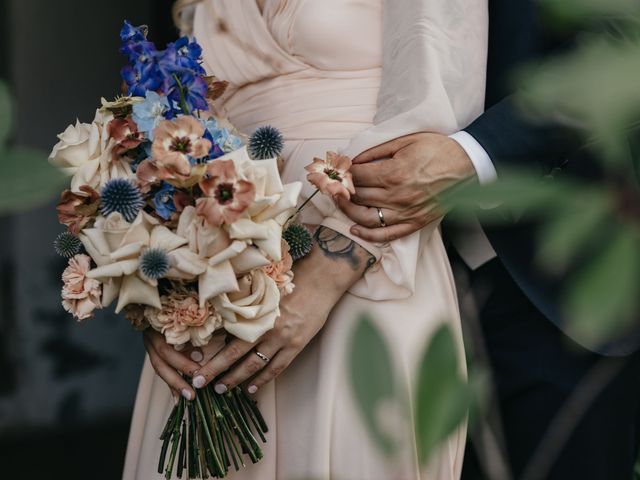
[159,381,268,479]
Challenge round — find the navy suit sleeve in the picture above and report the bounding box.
[464,96,578,176]
[464,0,581,176]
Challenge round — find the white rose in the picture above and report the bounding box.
[213,270,281,343]
[49,109,111,171]
[50,109,133,193]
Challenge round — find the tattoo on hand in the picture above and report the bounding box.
[314,226,376,271]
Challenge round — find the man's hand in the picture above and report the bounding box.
[338,132,477,242]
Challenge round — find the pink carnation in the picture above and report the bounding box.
[263,240,295,296]
[145,290,220,347]
[61,254,102,320]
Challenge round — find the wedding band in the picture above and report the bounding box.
[376,208,387,227]
[254,350,271,363]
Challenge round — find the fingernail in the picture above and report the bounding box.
[351,228,360,235]
[214,383,227,394]
[193,375,206,389]
[247,385,258,394]
[181,388,193,401]
[190,350,204,362]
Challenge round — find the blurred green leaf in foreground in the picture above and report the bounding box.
[0,80,66,215]
[350,316,476,466]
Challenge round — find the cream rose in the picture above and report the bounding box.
[49,109,133,193]
[213,270,281,343]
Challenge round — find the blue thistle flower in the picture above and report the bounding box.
[139,248,170,280]
[100,179,145,222]
[248,126,284,160]
[283,224,313,261]
[53,232,82,258]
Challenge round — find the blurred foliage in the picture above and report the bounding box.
[350,316,475,466]
[0,80,66,215]
[349,315,397,456]
[349,0,640,471]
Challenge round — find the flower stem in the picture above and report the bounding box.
[285,188,320,227]
[173,74,192,115]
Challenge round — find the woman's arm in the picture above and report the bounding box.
[188,226,375,394]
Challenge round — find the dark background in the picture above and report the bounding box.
[0,1,177,477]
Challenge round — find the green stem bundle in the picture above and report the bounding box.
[158,381,268,479]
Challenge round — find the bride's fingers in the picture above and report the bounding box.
[192,337,255,390]
[214,342,280,393]
[245,348,297,394]
[143,330,201,377]
[146,342,196,401]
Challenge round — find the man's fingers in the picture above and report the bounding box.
[351,187,394,209]
[350,162,390,188]
[352,136,413,164]
[192,338,255,390]
[350,222,420,243]
[147,342,196,400]
[245,349,297,394]
[337,197,400,228]
[215,342,280,392]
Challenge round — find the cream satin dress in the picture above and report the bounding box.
[123,1,472,478]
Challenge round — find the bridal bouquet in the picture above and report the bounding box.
[49,22,310,479]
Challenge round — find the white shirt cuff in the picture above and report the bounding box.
[449,131,498,184]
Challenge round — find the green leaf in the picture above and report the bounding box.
[564,227,640,347]
[349,314,397,456]
[537,0,640,24]
[443,172,574,225]
[536,191,611,271]
[0,81,12,148]
[415,325,470,465]
[0,147,68,215]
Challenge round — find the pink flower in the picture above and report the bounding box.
[56,185,100,234]
[145,289,221,347]
[196,159,256,226]
[263,240,295,296]
[108,115,143,160]
[61,254,102,320]
[305,151,355,200]
[151,116,211,179]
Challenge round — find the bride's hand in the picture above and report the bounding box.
[191,226,376,394]
[143,328,202,400]
[190,281,334,395]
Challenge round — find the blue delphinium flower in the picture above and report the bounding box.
[167,70,208,113]
[132,91,171,140]
[120,21,147,44]
[202,118,244,155]
[119,21,209,114]
[153,182,176,220]
[163,36,206,76]
[121,63,163,97]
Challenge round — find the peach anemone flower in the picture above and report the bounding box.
[196,159,256,227]
[304,151,355,200]
[151,116,211,179]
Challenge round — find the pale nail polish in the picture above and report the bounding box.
[193,375,206,389]
[247,385,258,394]
[190,350,204,362]
[181,389,193,401]
[214,383,228,394]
